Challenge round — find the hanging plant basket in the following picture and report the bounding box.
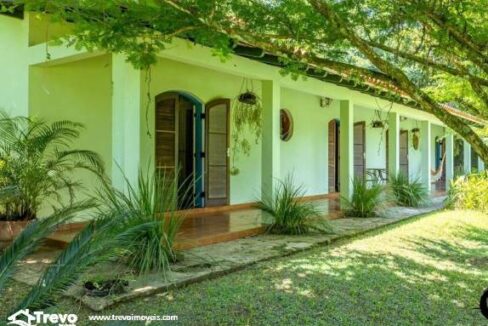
[371,120,385,128]
[412,128,420,150]
[230,79,263,175]
[238,91,258,105]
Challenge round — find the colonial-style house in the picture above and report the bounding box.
[0,10,484,223]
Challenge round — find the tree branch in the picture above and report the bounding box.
[366,40,488,87]
[308,0,488,163]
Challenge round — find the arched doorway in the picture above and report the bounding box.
[155,92,230,208]
[435,136,447,190]
[155,92,204,208]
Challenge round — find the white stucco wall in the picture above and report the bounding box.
[0,15,29,116]
[280,87,331,195]
[146,57,263,204]
[28,55,113,218]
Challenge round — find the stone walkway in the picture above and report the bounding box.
[13,196,446,311]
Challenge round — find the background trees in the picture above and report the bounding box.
[14,0,488,160]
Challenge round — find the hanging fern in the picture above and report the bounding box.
[230,79,263,175]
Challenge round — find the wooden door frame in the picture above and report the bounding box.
[205,98,231,207]
[354,121,366,179]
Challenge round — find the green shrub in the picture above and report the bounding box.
[258,175,331,235]
[0,113,104,221]
[342,178,384,217]
[447,172,488,213]
[388,173,429,207]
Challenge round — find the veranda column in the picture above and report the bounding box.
[261,80,281,198]
[340,100,354,202]
[387,111,400,178]
[463,140,472,175]
[420,120,432,192]
[445,133,454,189]
[479,157,485,172]
[111,54,142,190]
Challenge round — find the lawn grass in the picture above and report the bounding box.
[2,209,488,325]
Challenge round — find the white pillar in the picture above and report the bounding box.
[112,54,142,190]
[387,112,400,178]
[463,140,472,175]
[445,133,454,190]
[340,100,354,201]
[261,80,281,198]
[479,157,485,172]
[420,120,431,191]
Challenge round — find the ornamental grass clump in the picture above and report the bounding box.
[99,169,184,274]
[447,171,488,213]
[342,178,384,218]
[388,173,429,207]
[257,175,331,235]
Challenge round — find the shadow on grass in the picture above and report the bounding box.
[115,220,488,325]
[3,213,488,326]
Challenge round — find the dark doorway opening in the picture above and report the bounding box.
[354,121,366,180]
[155,92,203,209]
[328,119,340,192]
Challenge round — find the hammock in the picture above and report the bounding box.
[431,152,446,183]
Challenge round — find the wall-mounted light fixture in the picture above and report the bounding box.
[320,97,333,108]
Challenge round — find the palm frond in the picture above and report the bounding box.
[15,211,158,311]
[0,201,95,294]
[0,112,105,221]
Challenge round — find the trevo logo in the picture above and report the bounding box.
[7,309,78,326]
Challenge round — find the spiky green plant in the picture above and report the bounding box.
[0,201,94,294]
[257,175,331,235]
[342,178,384,218]
[0,112,104,221]
[11,169,185,311]
[99,169,184,274]
[388,173,429,207]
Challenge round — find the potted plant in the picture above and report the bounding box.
[0,113,104,241]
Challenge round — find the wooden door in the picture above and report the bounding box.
[400,130,409,177]
[354,122,366,180]
[155,93,178,177]
[205,99,230,207]
[328,120,339,192]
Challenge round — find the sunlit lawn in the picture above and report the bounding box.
[3,210,488,325]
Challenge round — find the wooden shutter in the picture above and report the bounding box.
[354,122,366,180]
[155,93,177,177]
[205,99,230,207]
[400,130,409,177]
[328,120,338,192]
